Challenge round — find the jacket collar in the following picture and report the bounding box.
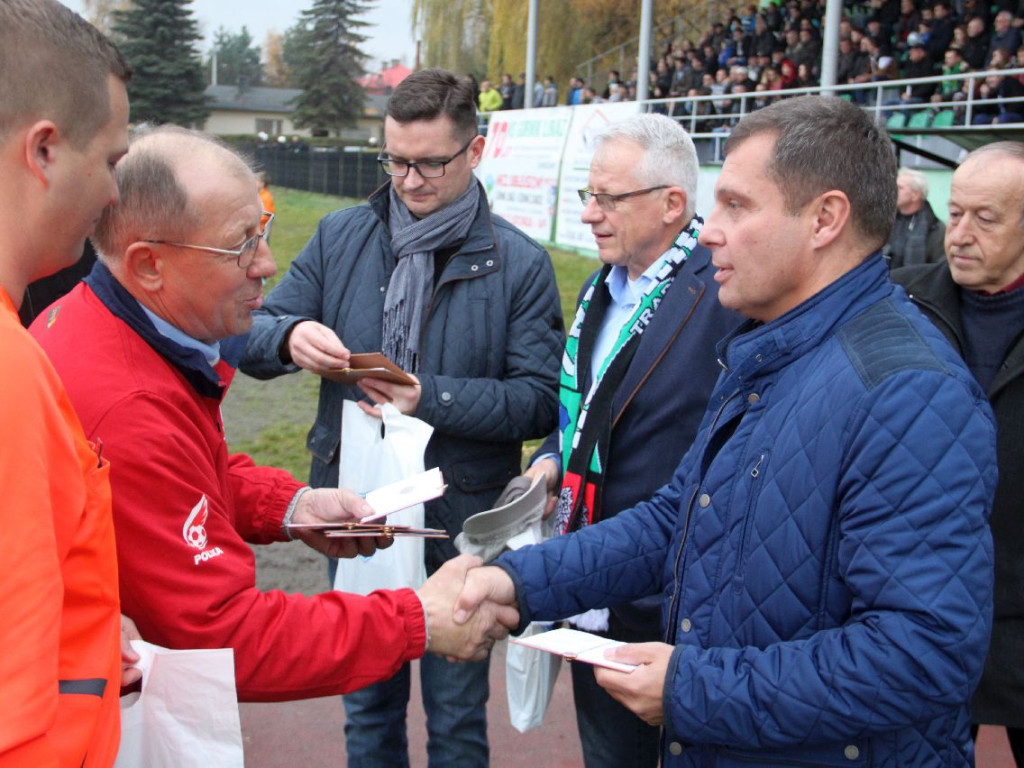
[897,260,1024,398]
[894,261,963,344]
[717,253,891,384]
[85,260,244,400]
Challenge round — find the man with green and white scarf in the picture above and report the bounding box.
[526,113,740,768]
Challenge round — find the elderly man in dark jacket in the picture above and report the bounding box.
[885,167,946,268]
[241,69,563,768]
[893,140,1024,768]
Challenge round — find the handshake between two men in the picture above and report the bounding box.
[299,488,669,718]
[420,558,673,728]
[293,488,517,662]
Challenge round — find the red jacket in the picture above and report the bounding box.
[1,289,121,767]
[31,272,426,702]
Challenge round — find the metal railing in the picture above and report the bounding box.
[479,68,1023,137]
[640,68,1024,139]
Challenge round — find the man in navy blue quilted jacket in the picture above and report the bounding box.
[456,96,997,767]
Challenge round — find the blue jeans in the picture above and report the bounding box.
[342,654,490,768]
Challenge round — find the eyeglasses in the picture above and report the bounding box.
[377,136,476,178]
[143,212,274,269]
[578,186,669,212]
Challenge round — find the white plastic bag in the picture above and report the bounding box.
[506,619,562,732]
[456,475,562,732]
[114,640,243,768]
[333,401,432,594]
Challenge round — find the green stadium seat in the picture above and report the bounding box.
[886,113,907,131]
[907,110,932,128]
[931,110,956,127]
[886,112,907,139]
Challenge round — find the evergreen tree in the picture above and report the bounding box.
[281,23,310,87]
[208,27,263,89]
[111,0,209,126]
[290,0,372,136]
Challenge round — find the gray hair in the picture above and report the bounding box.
[897,168,928,197]
[93,126,254,261]
[726,96,897,250]
[0,0,129,147]
[594,113,699,220]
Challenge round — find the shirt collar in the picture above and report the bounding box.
[138,302,221,366]
[604,249,673,308]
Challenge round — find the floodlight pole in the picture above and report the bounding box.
[637,0,653,101]
[820,0,842,93]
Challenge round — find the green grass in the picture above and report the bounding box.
[229,185,598,477]
[263,187,362,288]
[233,421,313,481]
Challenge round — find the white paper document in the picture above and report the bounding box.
[360,467,447,522]
[509,627,637,673]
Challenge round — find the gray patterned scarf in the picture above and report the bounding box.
[382,180,481,372]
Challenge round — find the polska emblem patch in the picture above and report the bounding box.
[183,494,210,550]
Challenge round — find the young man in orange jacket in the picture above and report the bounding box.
[0,2,135,765]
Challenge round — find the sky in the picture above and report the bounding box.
[60,0,419,69]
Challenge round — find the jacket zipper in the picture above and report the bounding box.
[666,390,740,637]
[733,451,768,593]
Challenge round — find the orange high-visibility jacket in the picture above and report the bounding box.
[0,289,121,768]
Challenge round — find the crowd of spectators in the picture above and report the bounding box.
[655,0,1024,125]
[477,0,1024,126]
[475,71,561,111]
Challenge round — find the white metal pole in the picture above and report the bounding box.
[820,0,843,93]
[637,0,653,102]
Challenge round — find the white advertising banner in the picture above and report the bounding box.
[475,107,573,243]
[553,102,641,253]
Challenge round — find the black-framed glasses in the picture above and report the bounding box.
[143,212,274,269]
[578,186,669,212]
[377,136,476,178]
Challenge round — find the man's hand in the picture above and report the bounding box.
[120,614,143,687]
[357,376,422,417]
[453,564,518,625]
[524,458,560,519]
[286,321,350,373]
[593,642,674,726]
[291,488,394,558]
[417,556,519,661]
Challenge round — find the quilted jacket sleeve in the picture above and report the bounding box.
[416,243,564,442]
[527,272,596,468]
[99,390,426,702]
[661,369,996,749]
[240,222,329,379]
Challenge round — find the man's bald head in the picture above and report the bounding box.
[93,126,254,262]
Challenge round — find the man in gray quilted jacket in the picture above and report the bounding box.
[241,68,563,768]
